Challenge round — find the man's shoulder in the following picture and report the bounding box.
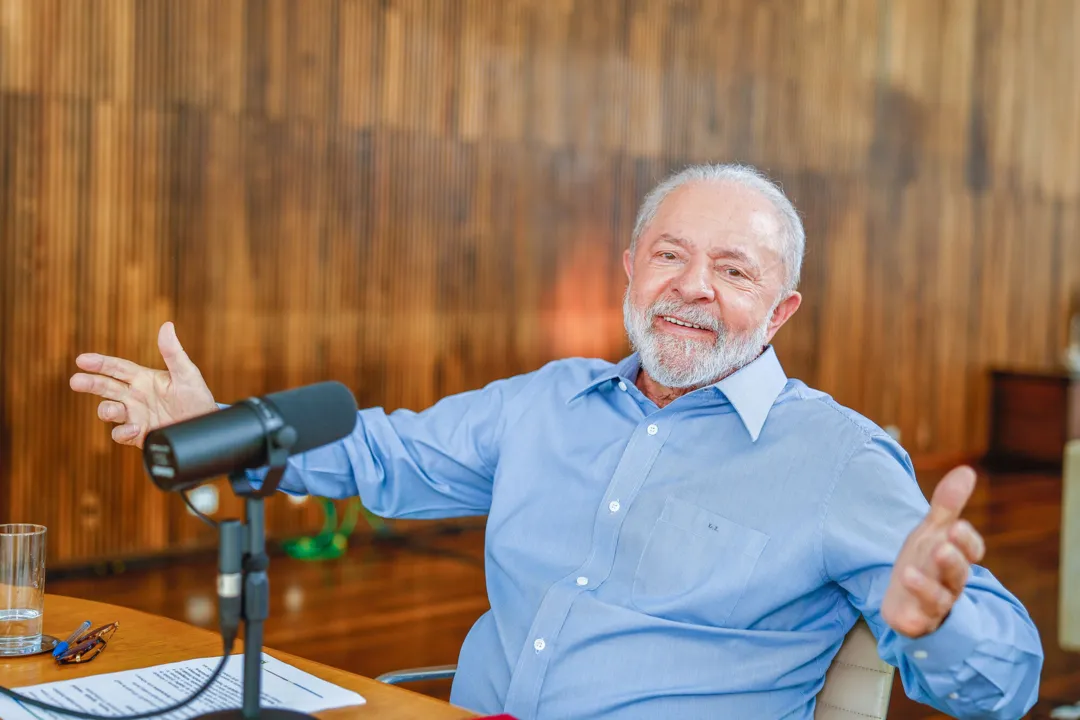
[775,379,900,448]
[529,356,621,387]
[490,356,620,401]
[770,380,917,493]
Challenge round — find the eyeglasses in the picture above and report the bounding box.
[55,622,118,665]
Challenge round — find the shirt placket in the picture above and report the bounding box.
[502,393,678,719]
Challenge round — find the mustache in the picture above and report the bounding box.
[645,298,721,334]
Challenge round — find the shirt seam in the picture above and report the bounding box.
[816,431,874,586]
[831,660,891,675]
[487,362,554,476]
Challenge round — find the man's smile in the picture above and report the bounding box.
[654,314,717,340]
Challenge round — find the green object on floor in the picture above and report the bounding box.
[282,498,389,561]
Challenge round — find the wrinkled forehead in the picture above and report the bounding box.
[646,181,786,261]
[748,209,781,241]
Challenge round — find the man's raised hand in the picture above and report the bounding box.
[69,321,217,448]
[881,465,986,638]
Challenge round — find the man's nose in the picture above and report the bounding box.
[672,261,715,303]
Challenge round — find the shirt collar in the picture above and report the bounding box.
[568,345,788,442]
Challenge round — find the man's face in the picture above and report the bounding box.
[622,180,801,389]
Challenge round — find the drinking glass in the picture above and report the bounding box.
[0,524,47,655]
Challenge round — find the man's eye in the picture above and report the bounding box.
[725,267,745,278]
[657,252,677,260]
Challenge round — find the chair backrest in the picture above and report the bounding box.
[1061,438,1080,650]
[814,618,895,719]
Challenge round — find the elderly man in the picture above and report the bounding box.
[70,163,1042,719]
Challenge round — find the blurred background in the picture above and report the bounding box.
[2,1,1079,717]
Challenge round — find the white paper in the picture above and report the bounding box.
[0,653,366,720]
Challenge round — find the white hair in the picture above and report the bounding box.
[629,163,805,295]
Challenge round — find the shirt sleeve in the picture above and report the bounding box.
[821,434,1044,720]
[231,367,543,519]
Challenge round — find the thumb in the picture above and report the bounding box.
[158,321,198,379]
[927,465,977,525]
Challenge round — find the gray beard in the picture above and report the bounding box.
[622,288,770,389]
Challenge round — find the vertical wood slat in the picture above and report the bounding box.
[2,0,1079,564]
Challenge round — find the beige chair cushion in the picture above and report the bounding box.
[1061,439,1080,650]
[814,618,895,719]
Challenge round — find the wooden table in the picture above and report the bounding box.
[0,594,477,720]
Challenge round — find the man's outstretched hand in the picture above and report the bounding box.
[69,321,218,448]
[881,465,986,638]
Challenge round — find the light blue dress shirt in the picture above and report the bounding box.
[259,346,1042,719]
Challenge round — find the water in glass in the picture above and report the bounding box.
[0,524,47,655]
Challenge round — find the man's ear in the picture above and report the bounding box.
[766,291,802,342]
[623,248,633,280]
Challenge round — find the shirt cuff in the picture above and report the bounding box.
[890,592,980,674]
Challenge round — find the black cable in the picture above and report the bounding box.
[0,638,234,719]
[183,489,220,528]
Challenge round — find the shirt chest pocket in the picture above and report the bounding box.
[631,495,769,628]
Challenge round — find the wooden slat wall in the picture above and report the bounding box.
[2,0,1079,565]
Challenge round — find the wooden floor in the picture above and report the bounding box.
[41,468,1080,719]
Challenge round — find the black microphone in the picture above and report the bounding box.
[142,381,359,493]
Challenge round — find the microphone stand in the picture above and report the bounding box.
[194,423,315,720]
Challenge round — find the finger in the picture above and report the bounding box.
[948,520,986,564]
[933,542,971,595]
[158,321,199,380]
[97,401,128,424]
[927,465,977,526]
[74,353,144,383]
[901,565,955,621]
[69,373,130,402]
[111,424,142,446]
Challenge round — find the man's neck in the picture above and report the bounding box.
[633,348,767,408]
[635,372,705,408]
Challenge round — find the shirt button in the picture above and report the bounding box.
[618,381,627,391]
[949,692,959,700]
[576,576,588,586]
[647,424,658,435]
[913,650,928,660]
[609,500,620,513]
[534,638,546,652]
